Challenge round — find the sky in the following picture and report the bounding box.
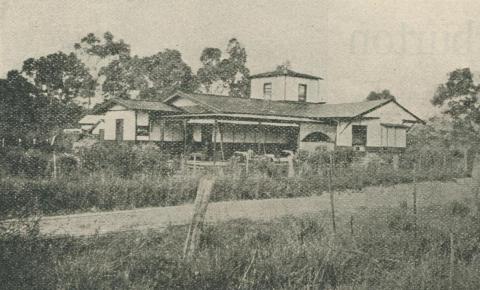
[2,0,480,117]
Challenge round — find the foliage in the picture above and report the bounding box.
[100,49,198,100]
[366,89,396,101]
[0,147,466,219]
[0,71,83,143]
[74,31,131,107]
[78,142,177,177]
[432,68,480,146]
[22,51,96,102]
[74,31,130,59]
[197,38,250,97]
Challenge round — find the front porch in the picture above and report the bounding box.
[150,114,305,161]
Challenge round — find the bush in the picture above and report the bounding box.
[78,143,177,177]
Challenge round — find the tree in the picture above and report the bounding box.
[74,31,130,59]
[100,49,197,100]
[432,68,480,141]
[74,32,131,107]
[276,60,292,72]
[197,38,250,97]
[22,52,95,103]
[366,89,396,101]
[0,70,83,143]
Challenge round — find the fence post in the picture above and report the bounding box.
[287,154,295,177]
[350,215,354,236]
[193,154,197,175]
[449,232,455,290]
[412,162,417,236]
[392,154,399,171]
[329,153,336,234]
[464,148,469,175]
[52,151,57,179]
[183,175,216,262]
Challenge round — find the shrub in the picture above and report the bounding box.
[78,143,177,177]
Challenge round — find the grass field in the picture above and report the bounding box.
[36,178,472,236]
[3,195,480,289]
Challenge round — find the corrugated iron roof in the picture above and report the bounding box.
[250,69,323,80]
[112,98,180,112]
[170,92,390,119]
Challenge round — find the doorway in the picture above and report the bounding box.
[115,119,124,141]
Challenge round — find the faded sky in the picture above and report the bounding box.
[2,0,480,117]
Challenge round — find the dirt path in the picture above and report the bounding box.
[38,178,474,236]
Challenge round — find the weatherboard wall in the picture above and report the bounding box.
[335,101,418,148]
[250,76,321,102]
[103,105,136,141]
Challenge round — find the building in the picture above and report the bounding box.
[90,69,423,160]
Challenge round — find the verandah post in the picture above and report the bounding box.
[183,119,187,156]
[217,121,225,161]
[213,120,217,165]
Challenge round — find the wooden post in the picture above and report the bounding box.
[287,154,295,177]
[472,153,480,200]
[218,122,225,161]
[52,151,57,179]
[213,122,217,165]
[1,138,4,148]
[464,148,469,175]
[183,175,216,261]
[183,119,187,156]
[449,232,455,290]
[350,215,354,236]
[413,162,417,236]
[193,154,197,175]
[392,154,399,171]
[51,135,58,179]
[262,126,267,155]
[329,153,336,234]
[161,118,166,150]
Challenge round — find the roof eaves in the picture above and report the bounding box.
[391,99,425,124]
[354,99,394,119]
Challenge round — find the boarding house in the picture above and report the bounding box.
[85,68,423,160]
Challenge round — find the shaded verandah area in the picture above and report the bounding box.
[149,113,305,161]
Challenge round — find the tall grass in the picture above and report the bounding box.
[0,144,468,219]
[3,199,479,289]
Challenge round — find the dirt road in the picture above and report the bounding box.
[38,178,474,236]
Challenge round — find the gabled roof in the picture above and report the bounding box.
[79,114,104,124]
[249,69,323,80]
[112,98,180,112]
[165,92,399,120]
[93,98,180,114]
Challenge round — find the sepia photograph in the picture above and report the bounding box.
[1,0,480,289]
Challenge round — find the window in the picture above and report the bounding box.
[136,125,150,137]
[352,125,367,146]
[263,83,272,99]
[298,84,307,102]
